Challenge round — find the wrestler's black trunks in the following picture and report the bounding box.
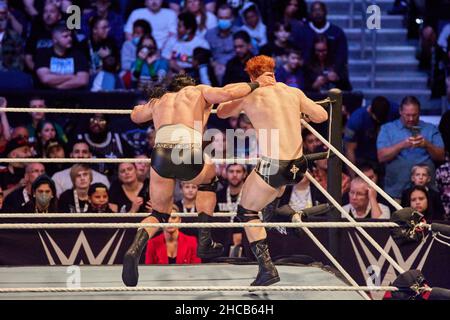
[151,142,204,181]
[255,155,308,189]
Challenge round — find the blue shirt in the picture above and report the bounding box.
[275,66,305,89]
[344,105,398,161]
[377,119,444,198]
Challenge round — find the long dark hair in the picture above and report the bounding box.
[276,0,308,22]
[408,185,430,217]
[310,34,332,66]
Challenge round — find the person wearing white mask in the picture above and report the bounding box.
[205,3,238,83]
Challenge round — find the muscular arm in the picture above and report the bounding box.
[424,141,445,162]
[299,90,328,123]
[131,99,158,124]
[370,200,383,219]
[23,0,39,17]
[199,83,255,105]
[377,140,407,163]
[25,54,34,71]
[216,98,245,119]
[54,72,90,89]
[36,68,74,86]
[345,142,357,177]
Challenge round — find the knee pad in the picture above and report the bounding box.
[236,205,260,223]
[150,209,170,223]
[198,176,218,193]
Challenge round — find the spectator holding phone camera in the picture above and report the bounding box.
[304,35,351,92]
[130,34,169,90]
[377,96,445,200]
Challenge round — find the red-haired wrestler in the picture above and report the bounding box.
[216,55,328,286]
[145,214,201,265]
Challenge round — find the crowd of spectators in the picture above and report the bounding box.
[1,0,450,264]
[398,0,450,101]
[0,0,352,92]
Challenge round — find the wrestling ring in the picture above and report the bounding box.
[0,91,448,300]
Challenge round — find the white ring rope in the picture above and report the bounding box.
[300,226,371,300]
[433,233,450,248]
[0,285,397,294]
[0,157,258,165]
[0,212,236,218]
[0,107,133,114]
[434,231,450,240]
[0,221,399,230]
[305,171,406,274]
[0,100,333,115]
[301,120,402,211]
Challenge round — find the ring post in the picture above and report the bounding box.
[327,89,343,257]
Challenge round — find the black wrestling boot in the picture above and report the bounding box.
[197,212,224,259]
[250,239,280,286]
[122,228,149,287]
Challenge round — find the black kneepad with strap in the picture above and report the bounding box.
[198,176,219,192]
[151,209,170,223]
[236,205,260,223]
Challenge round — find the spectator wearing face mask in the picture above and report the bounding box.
[205,3,238,83]
[87,183,114,213]
[120,19,152,72]
[21,174,58,214]
[131,34,168,90]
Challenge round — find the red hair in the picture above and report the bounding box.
[245,55,275,79]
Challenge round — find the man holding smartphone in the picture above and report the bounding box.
[377,96,445,200]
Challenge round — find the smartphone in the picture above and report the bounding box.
[140,47,149,57]
[411,126,421,137]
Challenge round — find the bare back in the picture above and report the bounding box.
[241,82,309,160]
[151,86,212,133]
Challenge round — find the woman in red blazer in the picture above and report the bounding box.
[145,215,201,264]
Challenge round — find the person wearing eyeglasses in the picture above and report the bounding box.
[342,177,390,219]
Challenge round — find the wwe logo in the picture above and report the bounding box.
[38,230,126,265]
[349,233,434,299]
